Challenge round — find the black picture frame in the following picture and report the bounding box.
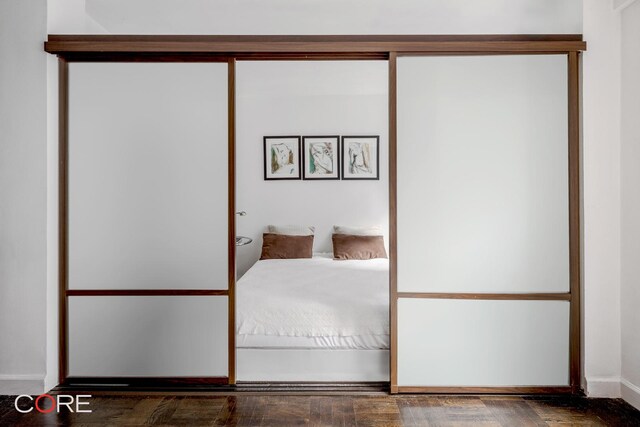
[341,135,380,180]
[302,136,341,180]
[263,136,302,180]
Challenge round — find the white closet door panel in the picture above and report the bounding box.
[397,55,569,293]
[68,62,228,290]
[397,299,569,386]
[68,296,228,377]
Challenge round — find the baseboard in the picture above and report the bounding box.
[0,375,45,395]
[585,376,621,397]
[621,378,640,411]
[44,374,59,393]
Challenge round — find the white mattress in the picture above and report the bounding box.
[236,255,389,350]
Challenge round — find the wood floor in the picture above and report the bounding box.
[2,394,639,426]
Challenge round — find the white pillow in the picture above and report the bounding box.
[333,225,384,236]
[268,225,315,236]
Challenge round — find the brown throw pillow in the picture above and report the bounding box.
[260,233,314,260]
[332,234,388,260]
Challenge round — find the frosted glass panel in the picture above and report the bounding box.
[68,296,228,377]
[398,299,569,386]
[68,63,228,289]
[397,56,569,293]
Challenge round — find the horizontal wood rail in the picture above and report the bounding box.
[397,292,571,301]
[56,52,390,62]
[66,289,228,296]
[44,35,586,57]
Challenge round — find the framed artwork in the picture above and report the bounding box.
[342,136,380,180]
[302,136,340,180]
[263,136,301,180]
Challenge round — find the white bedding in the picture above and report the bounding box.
[236,333,389,350]
[236,256,389,350]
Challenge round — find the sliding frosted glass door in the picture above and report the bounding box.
[395,55,572,389]
[66,62,230,379]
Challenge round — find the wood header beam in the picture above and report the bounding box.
[44,35,586,57]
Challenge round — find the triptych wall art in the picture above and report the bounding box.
[263,135,380,181]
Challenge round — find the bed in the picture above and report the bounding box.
[236,254,389,381]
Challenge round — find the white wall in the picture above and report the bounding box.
[235,61,388,276]
[582,0,640,409]
[581,0,622,398]
[620,0,640,411]
[0,0,48,395]
[48,0,582,35]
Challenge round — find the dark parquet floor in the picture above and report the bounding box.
[1,394,639,426]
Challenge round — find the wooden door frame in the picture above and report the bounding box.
[47,35,585,392]
[388,51,583,394]
[56,56,235,388]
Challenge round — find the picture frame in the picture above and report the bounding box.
[341,136,380,180]
[263,136,301,180]
[302,136,340,180]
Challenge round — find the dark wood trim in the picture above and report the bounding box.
[397,386,574,395]
[234,53,388,61]
[58,58,69,385]
[388,51,398,395]
[59,53,233,62]
[59,52,388,62]
[44,35,586,56]
[47,34,585,42]
[568,51,582,392]
[46,42,584,55]
[228,58,237,385]
[66,289,228,297]
[397,292,572,301]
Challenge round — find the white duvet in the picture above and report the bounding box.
[236,256,389,339]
